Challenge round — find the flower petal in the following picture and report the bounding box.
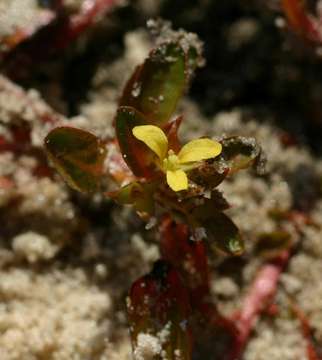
[166,169,188,191]
[178,138,222,164]
[132,125,168,160]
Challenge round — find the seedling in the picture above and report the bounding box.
[45,25,265,359]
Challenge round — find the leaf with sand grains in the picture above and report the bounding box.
[127,260,192,360]
[119,42,186,125]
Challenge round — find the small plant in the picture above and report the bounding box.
[44,25,265,359]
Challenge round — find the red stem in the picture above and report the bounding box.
[282,0,322,43]
[55,0,121,49]
[291,303,321,360]
[228,252,289,360]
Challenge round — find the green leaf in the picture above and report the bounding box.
[255,231,292,260]
[115,106,156,178]
[119,42,186,125]
[206,212,243,256]
[220,136,266,175]
[193,207,244,256]
[44,127,106,193]
[108,180,157,215]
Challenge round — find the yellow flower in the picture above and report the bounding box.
[132,125,222,191]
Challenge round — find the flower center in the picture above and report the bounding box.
[163,150,180,171]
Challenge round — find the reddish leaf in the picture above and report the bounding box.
[119,42,186,125]
[127,260,192,360]
[189,162,228,189]
[44,127,106,193]
[115,106,157,178]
